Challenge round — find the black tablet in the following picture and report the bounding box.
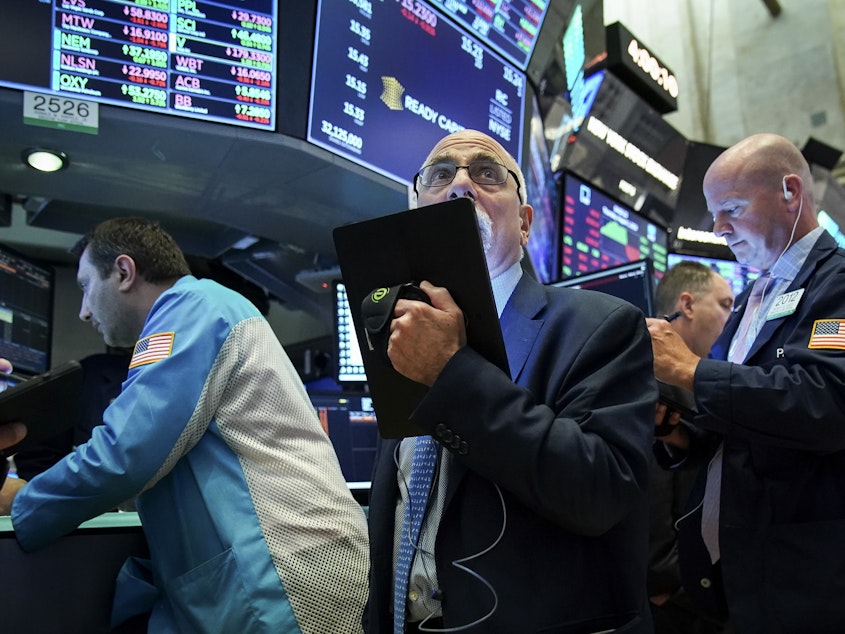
[0,361,83,455]
[333,198,509,438]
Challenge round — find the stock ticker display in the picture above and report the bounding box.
[1,0,277,129]
[561,172,668,279]
[307,0,526,186]
[425,0,551,70]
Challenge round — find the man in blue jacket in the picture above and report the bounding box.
[648,133,845,632]
[1,217,370,633]
[365,130,656,633]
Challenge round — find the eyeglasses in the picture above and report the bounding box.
[413,161,522,202]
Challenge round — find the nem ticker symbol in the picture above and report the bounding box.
[380,76,404,110]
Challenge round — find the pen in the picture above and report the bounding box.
[663,310,683,323]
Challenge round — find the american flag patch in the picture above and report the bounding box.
[808,320,845,350]
[130,332,175,368]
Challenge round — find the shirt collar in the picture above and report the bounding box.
[490,261,523,317]
[768,226,825,282]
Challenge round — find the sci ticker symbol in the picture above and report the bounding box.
[380,76,404,110]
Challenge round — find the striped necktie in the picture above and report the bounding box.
[393,435,438,634]
[728,273,772,364]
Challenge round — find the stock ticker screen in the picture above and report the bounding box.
[307,0,526,186]
[0,243,55,376]
[425,0,551,70]
[561,172,668,279]
[0,0,277,130]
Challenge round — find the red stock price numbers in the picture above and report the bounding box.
[122,64,167,87]
[123,25,168,48]
[398,0,437,35]
[124,5,168,29]
[230,66,271,87]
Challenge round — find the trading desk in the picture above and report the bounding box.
[0,512,148,634]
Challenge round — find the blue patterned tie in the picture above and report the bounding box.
[393,435,438,634]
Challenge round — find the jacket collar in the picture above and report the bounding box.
[714,230,839,361]
[500,275,547,382]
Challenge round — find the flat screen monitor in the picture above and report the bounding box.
[666,253,760,298]
[0,243,54,377]
[307,390,378,502]
[549,71,687,222]
[560,171,668,280]
[551,258,655,317]
[544,68,605,163]
[0,0,278,130]
[307,0,526,186]
[523,90,560,284]
[334,281,367,384]
[425,0,553,71]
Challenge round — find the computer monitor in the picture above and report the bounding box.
[0,0,279,131]
[551,259,655,317]
[560,171,668,280]
[307,0,526,186]
[334,281,367,384]
[550,70,688,220]
[0,243,55,377]
[425,0,555,71]
[523,88,560,284]
[307,389,378,504]
[666,253,760,297]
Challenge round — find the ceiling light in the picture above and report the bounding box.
[22,148,69,172]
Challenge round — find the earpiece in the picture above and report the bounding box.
[782,177,793,200]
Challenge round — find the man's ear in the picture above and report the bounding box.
[114,254,137,291]
[519,203,533,246]
[679,291,695,316]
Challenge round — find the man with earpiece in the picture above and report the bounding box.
[364,130,657,633]
[647,133,845,632]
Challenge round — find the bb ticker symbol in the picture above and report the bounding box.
[380,76,405,110]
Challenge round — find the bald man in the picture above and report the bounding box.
[647,133,845,631]
[364,130,656,633]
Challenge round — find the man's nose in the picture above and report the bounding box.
[712,213,731,237]
[447,167,477,200]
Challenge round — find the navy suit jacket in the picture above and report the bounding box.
[675,231,845,632]
[365,274,656,633]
